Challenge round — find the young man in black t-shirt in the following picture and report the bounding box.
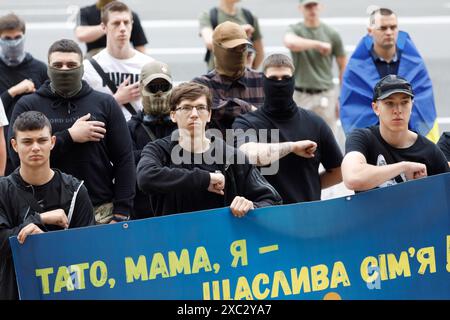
[232,54,343,204]
[342,75,449,192]
[437,132,450,166]
[75,0,148,57]
[0,111,95,300]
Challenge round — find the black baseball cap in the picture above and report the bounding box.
[373,75,414,102]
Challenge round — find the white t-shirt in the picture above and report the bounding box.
[0,99,8,127]
[83,48,154,121]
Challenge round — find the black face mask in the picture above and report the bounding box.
[262,75,297,119]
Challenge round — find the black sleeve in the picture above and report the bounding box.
[237,161,282,208]
[318,119,343,170]
[7,98,31,168]
[127,121,143,166]
[345,128,371,156]
[136,141,211,194]
[104,97,136,216]
[0,205,43,258]
[0,91,14,117]
[68,184,95,229]
[130,12,148,47]
[437,132,450,161]
[428,145,450,175]
[231,116,258,149]
[77,7,89,26]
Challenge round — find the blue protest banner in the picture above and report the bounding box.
[10,173,450,300]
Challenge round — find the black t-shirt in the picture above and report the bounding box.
[233,107,343,203]
[24,170,94,230]
[77,4,148,52]
[437,132,450,161]
[345,126,450,188]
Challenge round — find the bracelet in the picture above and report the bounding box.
[111,215,130,222]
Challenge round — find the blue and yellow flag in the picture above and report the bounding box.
[340,31,439,142]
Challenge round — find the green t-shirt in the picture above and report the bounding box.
[287,22,345,90]
[199,7,262,70]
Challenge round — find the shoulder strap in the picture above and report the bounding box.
[241,8,255,41]
[88,58,137,115]
[210,7,219,29]
[204,7,219,63]
[139,123,158,141]
[7,176,43,213]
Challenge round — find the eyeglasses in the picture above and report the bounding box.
[175,105,209,114]
[145,81,172,94]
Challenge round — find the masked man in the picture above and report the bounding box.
[193,21,264,136]
[233,54,343,204]
[8,39,135,224]
[0,13,48,174]
[127,60,177,219]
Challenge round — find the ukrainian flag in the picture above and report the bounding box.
[340,31,439,142]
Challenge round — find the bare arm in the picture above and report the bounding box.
[284,32,330,54]
[336,55,347,86]
[252,39,264,70]
[135,45,147,54]
[200,27,213,51]
[342,151,427,191]
[320,167,342,189]
[239,140,317,166]
[75,25,105,43]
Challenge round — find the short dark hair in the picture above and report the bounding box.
[101,1,132,25]
[370,8,396,26]
[0,13,26,35]
[47,39,83,63]
[262,54,295,73]
[169,82,212,112]
[13,111,52,137]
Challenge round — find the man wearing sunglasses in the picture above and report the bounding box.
[233,54,343,204]
[127,61,177,219]
[137,82,281,217]
[0,13,48,175]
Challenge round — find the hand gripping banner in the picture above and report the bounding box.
[10,173,450,300]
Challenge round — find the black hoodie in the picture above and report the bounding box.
[8,81,136,215]
[0,53,48,174]
[127,110,176,219]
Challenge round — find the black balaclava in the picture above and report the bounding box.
[261,75,297,119]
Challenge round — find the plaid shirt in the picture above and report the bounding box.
[193,68,264,133]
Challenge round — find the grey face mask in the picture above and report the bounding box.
[0,36,26,67]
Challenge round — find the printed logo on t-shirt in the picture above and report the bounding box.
[376,154,406,188]
[106,72,140,87]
